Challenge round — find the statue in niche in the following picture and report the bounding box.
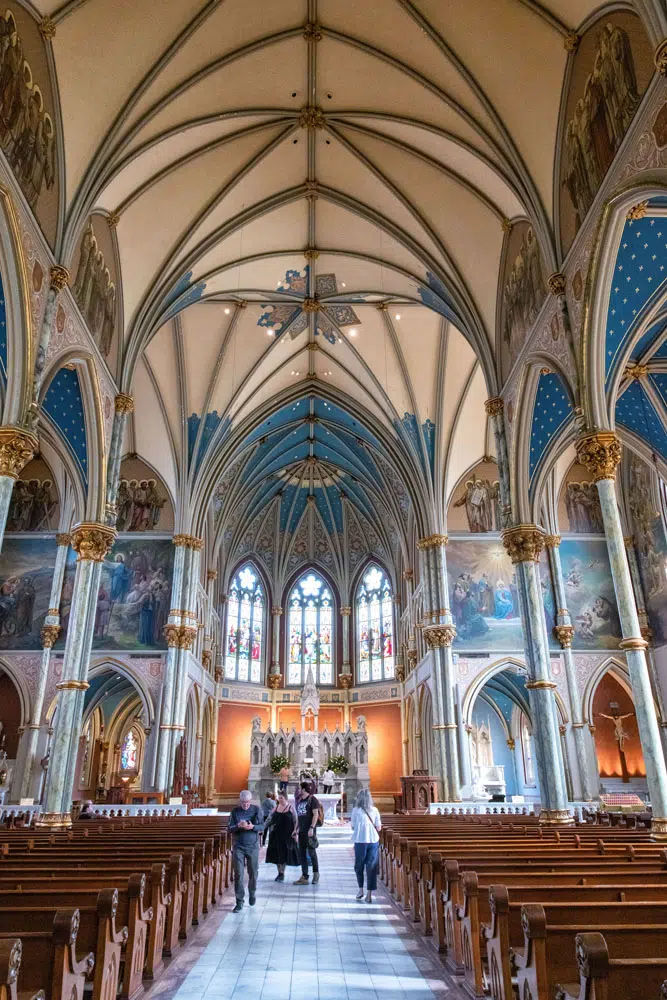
[72,220,116,358]
[471,721,493,768]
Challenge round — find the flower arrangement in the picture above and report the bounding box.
[328,755,349,775]
[270,754,289,774]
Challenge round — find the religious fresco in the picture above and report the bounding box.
[0,537,57,649]
[0,5,59,245]
[447,538,524,651]
[115,456,174,532]
[71,214,119,367]
[499,222,547,379]
[59,538,174,650]
[557,459,604,532]
[628,456,667,645]
[559,12,653,253]
[5,456,59,531]
[559,538,621,648]
[448,460,502,532]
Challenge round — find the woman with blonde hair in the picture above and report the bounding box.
[350,788,381,902]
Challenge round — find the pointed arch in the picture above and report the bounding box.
[354,560,396,684]
[223,560,267,684]
[283,566,337,687]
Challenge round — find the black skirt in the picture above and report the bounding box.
[265,809,301,866]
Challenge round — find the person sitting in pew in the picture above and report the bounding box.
[77,800,100,820]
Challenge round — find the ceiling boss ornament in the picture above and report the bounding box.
[298,106,325,130]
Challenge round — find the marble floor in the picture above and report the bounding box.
[152,827,463,1000]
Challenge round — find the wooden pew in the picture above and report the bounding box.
[0,910,94,1000]
[555,931,667,1000]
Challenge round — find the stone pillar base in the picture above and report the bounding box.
[539,808,574,826]
[650,817,667,841]
[35,811,72,830]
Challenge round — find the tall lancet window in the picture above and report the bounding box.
[356,564,394,683]
[287,571,334,686]
[224,564,265,683]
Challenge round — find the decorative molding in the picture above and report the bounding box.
[501,524,545,563]
[163,624,197,649]
[267,673,282,690]
[71,522,116,562]
[402,568,414,581]
[303,22,322,41]
[55,680,89,691]
[626,200,649,221]
[206,569,218,582]
[340,607,352,617]
[0,426,37,480]
[563,31,579,52]
[625,363,648,380]
[38,16,56,39]
[575,432,622,482]
[525,679,557,690]
[303,248,320,260]
[271,606,283,616]
[338,673,353,689]
[55,533,71,547]
[618,636,648,651]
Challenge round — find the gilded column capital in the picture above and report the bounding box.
[553,624,575,648]
[55,532,71,547]
[267,673,283,690]
[303,248,320,260]
[114,393,134,414]
[544,534,561,548]
[423,624,456,648]
[41,623,61,648]
[547,272,566,296]
[70,522,116,562]
[501,524,545,563]
[201,649,212,670]
[163,624,197,649]
[0,426,37,479]
[484,397,504,417]
[402,568,414,581]
[172,534,204,551]
[394,662,405,683]
[271,606,283,616]
[49,265,70,291]
[417,534,448,550]
[338,672,353,689]
[340,607,352,617]
[207,569,218,582]
[406,649,418,669]
[624,535,635,547]
[575,432,622,481]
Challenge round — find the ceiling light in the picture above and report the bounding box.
[349,328,357,336]
[224,307,230,315]
[341,282,346,288]
[395,313,401,320]
[338,337,342,343]
[267,328,274,335]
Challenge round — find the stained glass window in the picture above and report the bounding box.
[224,564,264,683]
[287,571,334,686]
[121,728,138,771]
[356,564,394,683]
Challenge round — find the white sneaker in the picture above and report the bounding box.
[356,888,364,900]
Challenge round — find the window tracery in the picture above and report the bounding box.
[224,564,265,683]
[356,564,394,682]
[287,571,334,686]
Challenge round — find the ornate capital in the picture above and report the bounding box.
[49,265,70,291]
[417,534,448,550]
[501,524,545,563]
[506,738,516,751]
[201,649,212,670]
[114,393,134,414]
[267,673,282,690]
[71,522,116,562]
[338,672,353,689]
[271,606,283,617]
[163,624,197,649]
[207,569,218,582]
[39,16,56,39]
[172,534,204,551]
[299,106,325,130]
[402,568,414,581]
[656,39,667,75]
[501,217,513,234]
[627,200,650,221]
[553,624,575,649]
[0,426,37,480]
[394,662,405,683]
[55,532,71,547]
[406,648,418,668]
[41,623,61,648]
[544,534,561,549]
[641,623,654,645]
[107,210,121,230]
[575,432,621,482]
[547,272,566,296]
[423,624,456,648]
[214,666,223,683]
[340,606,352,617]
[484,396,504,417]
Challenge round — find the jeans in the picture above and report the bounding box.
[323,785,332,793]
[298,830,319,877]
[278,781,288,793]
[354,841,379,891]
[232,842,259,903]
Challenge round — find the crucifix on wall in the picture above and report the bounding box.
[597,701,635,783]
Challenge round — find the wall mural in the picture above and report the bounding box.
[557,459,604,531]
[115,457,173,532]
[59,538,174,650]
[448,461,502,532]
[0,5,59,245]
[71,215,119,365]
[559,12,653,253]
[499,222,547,380]
[0,537,57,649]
[448,538,524,650]
[628,457,667,646]
[6,456,59,531]
[559,538,621,648]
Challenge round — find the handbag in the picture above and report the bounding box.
[307,832,319,850]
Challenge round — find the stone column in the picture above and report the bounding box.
[167,538,202,784]
[418,534,461,802]
[339,606,353,687]
[576,432,667,838]
[36,523,115,828]
[104,394,134,526]
[0,427,38,549]
[268,606,283,689]
[403,569,418,675]
[545,534,597,801]
[207,700,219,801]
[502,525,572,824]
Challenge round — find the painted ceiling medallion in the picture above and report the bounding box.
[258,268,361,345]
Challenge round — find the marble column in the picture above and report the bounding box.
[36,523,115,828]
[545,533,597,801]
[207,700,219,801]
[18,532,71,800]
[339,606,353,687]
[502,525,572,824]
[167,538,202,784]
[418,534,461,802]
[0,427,38,549]
[104,394,134,526]
[403,569,418,675]
[268,606,283,689]
[576,432,667,838]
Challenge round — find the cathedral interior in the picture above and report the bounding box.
[0,0,666,840]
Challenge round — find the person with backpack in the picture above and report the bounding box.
[350,788,382,903]
[293,781,322,884]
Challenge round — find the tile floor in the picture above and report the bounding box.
[156,828,463,1000]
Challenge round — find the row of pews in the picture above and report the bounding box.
[0,815,231,1000]
[379,812,667,999]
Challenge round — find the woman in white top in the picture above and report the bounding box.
[350,788,382,903]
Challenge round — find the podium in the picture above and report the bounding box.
[400,771,439,812]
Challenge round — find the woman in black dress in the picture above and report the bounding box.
[266,790,300,881]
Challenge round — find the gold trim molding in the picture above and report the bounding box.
[41,624,61,648]
[525,679,557,690]
[417,534,448,550]
[163,624,197,649]
[539,808,574,826]
[618,636,648,651]
[553,624,575,649]
[56,680,90,691]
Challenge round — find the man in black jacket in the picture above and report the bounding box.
[229,790,264,911]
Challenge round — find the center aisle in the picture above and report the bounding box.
[165,826,457,1000]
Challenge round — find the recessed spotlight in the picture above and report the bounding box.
[349,328,357,336]
[338,337,342,343]
[395,313,401,320]
[224,307,230,315]
[341,282,346,288]
[267,328,274,335]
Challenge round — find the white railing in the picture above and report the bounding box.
[90,804,188,817]
[0,804,42,823]
[429,802,534,816]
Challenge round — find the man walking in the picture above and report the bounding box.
[294,781,322,885]
[229,790,264,912]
